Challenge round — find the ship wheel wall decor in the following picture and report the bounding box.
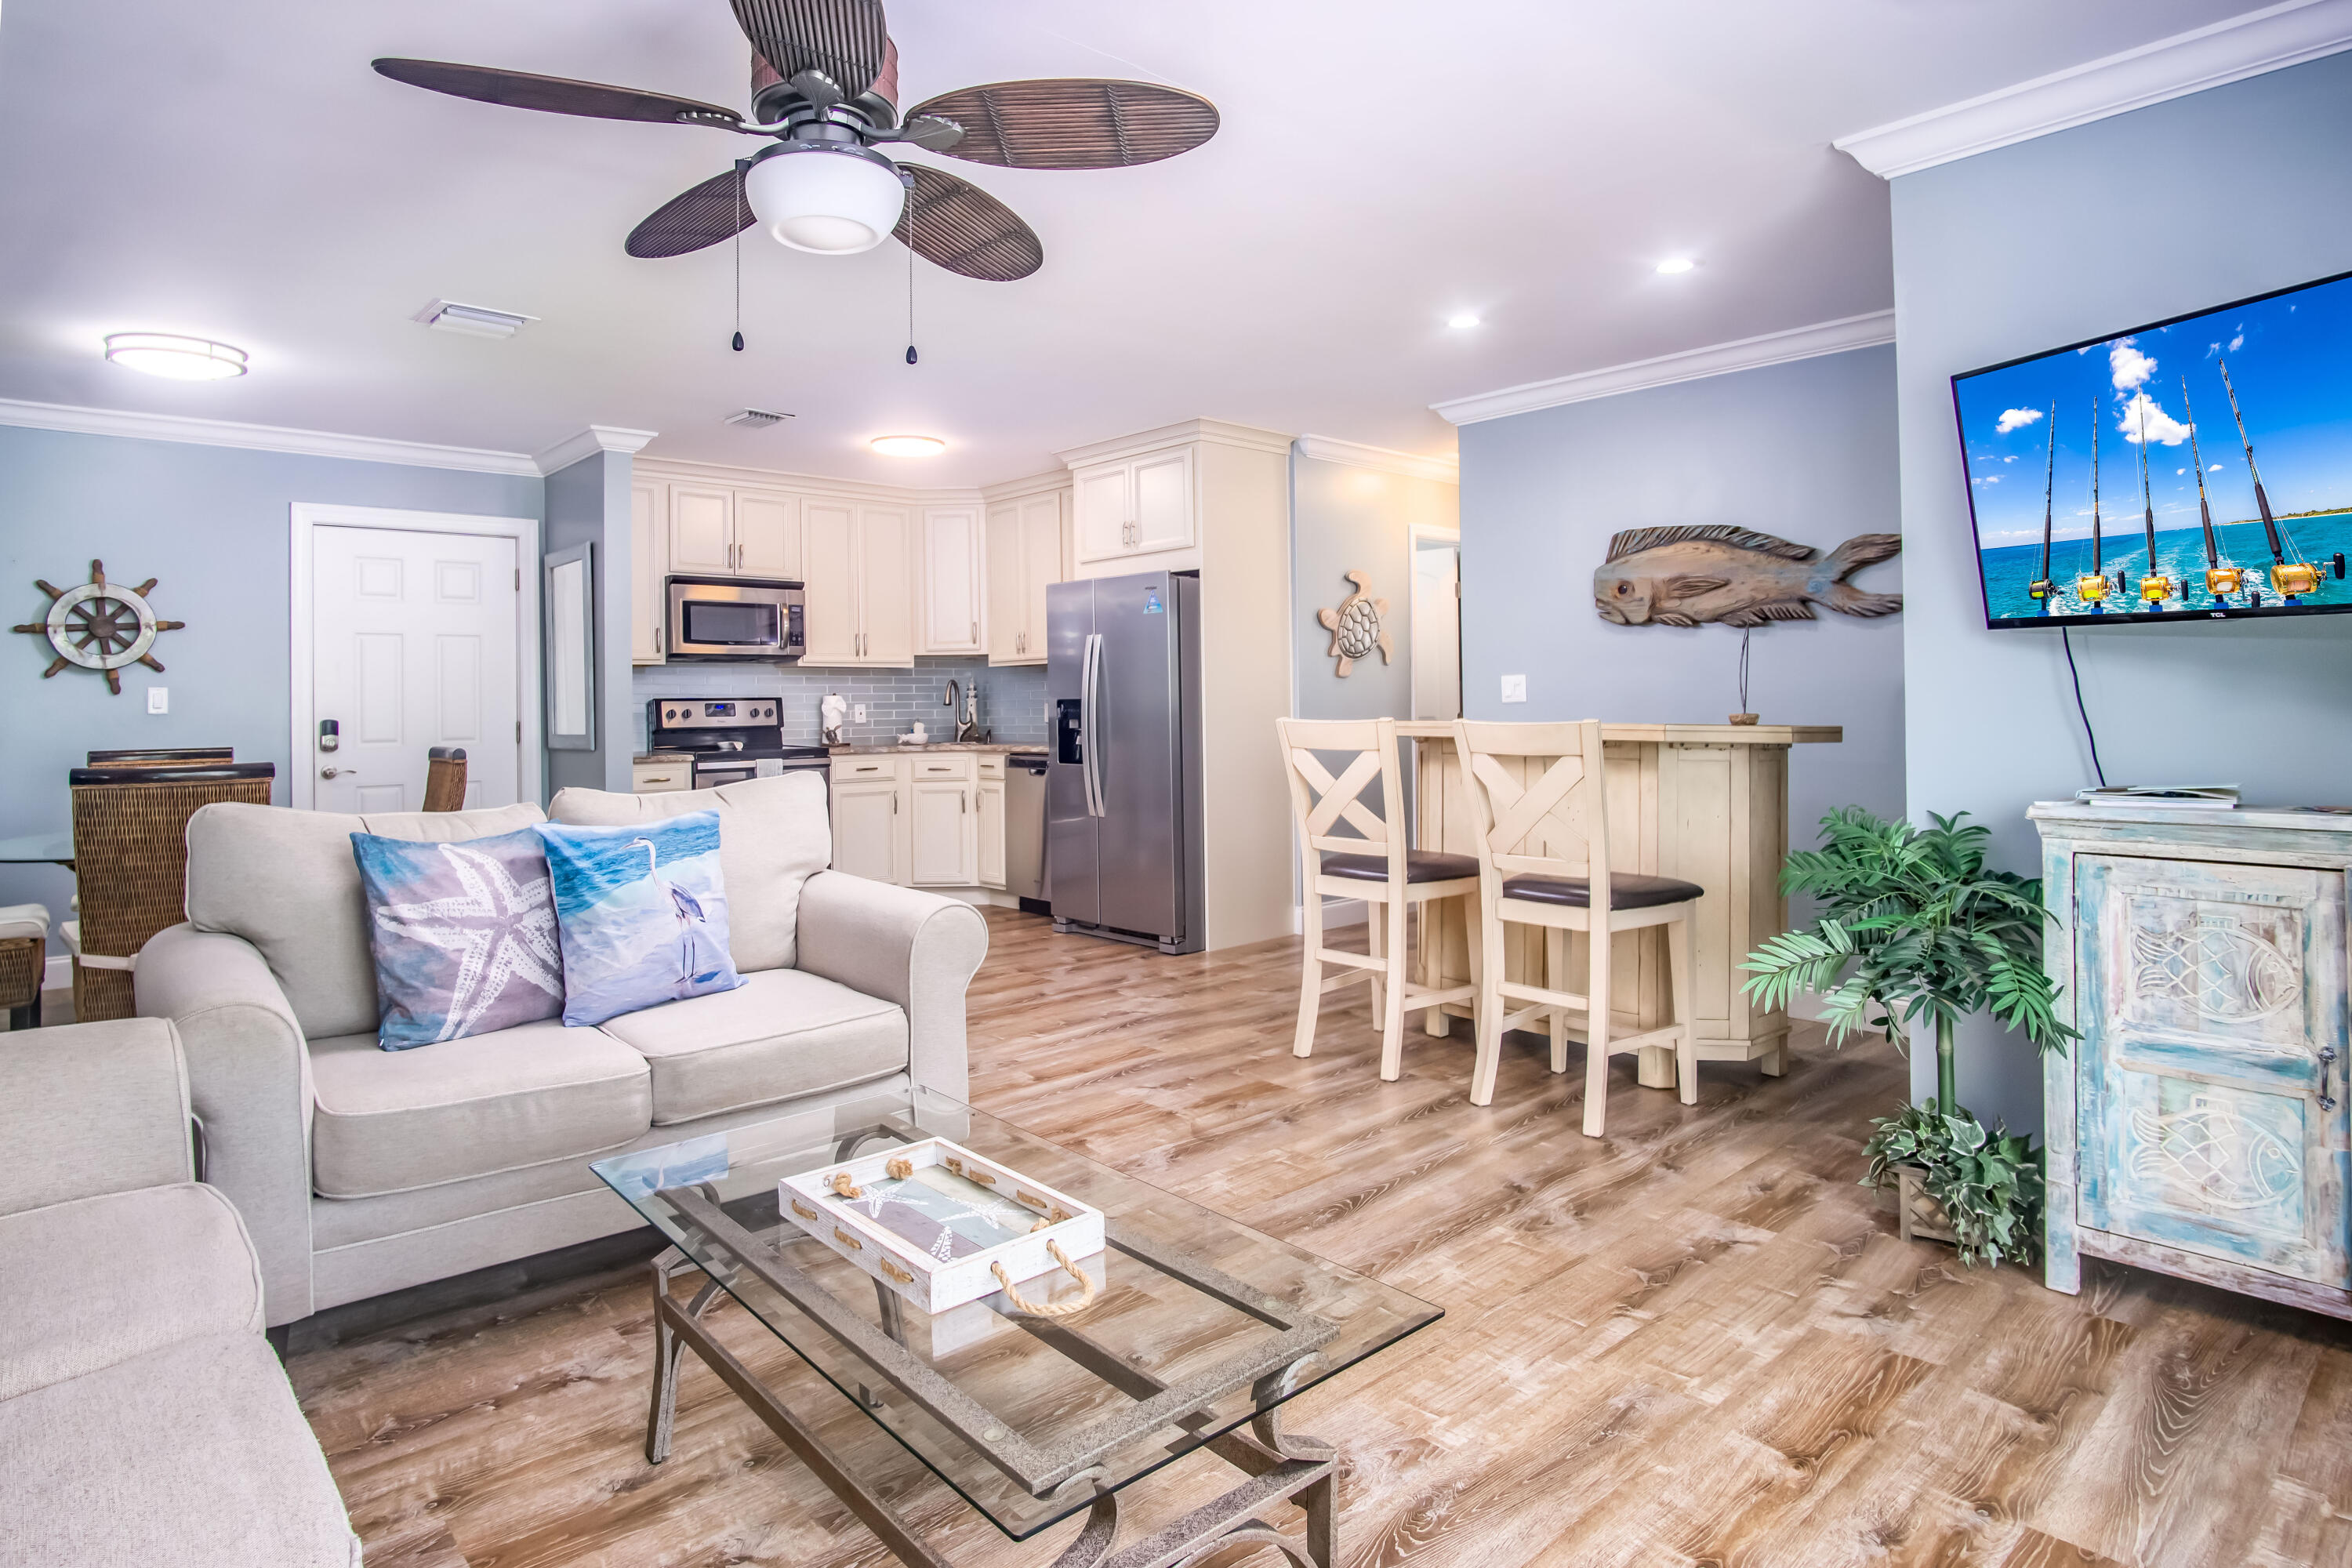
[13,560,185,695]
[1316,569,1392,677]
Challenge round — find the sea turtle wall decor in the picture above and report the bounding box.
[1316,569,1392,677]
[13,559,186,695]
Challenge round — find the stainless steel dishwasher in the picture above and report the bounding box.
[1006,753,1050,913]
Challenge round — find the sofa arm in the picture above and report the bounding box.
[0,1017,191,1218]
[137,923,315,1326]
[795,873,988,1103]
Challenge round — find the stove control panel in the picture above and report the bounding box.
[651,699,779,728]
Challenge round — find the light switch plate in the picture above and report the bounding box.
[1500,674,1526,704]
[147,687,169,714]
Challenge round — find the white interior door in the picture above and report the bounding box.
[312,525,521,813]
[1412,539,1461,720]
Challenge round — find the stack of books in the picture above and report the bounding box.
[2073,784,2240,810]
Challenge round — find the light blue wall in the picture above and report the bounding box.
[1457,345,1907,875]
[1290,452,1459,723]
[0,423,541,953]
[1894,50,2352,1134]
[544,450,637,793]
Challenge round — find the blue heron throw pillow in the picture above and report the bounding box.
[534,811,744,1026]
[351,826,566,1050]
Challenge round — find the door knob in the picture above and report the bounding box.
[320,767,357,779]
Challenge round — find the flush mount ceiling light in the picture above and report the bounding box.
[870,434,946,457]
[103,332,248,380]
[746,145,907,256]
[1446,312,1482,329]
[1655,257,1697,275]
[412,298,538,337]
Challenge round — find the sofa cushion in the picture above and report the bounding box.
[354,824,565,1048]
[598,967,907,1124]
[550,771,829,974]
[0,1331,360,1568]
[0,901,49,940]
[187,799,547,1040]
[0,1183,264,1402]
[535,812,744,1026]
[309,1018,651,1197]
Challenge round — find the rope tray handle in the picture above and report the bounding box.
[990,1240,1100,1319]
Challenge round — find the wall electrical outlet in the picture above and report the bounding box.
[1499,674,1526,704]
[853,703,868,723]
[147,687,169,714]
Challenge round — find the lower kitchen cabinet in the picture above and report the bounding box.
[909,780,975,885]
[977,777,1006,888]
[829,779,902,885]
[829,752,1017,892]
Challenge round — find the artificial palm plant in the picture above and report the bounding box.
[1740,808,2078,1265]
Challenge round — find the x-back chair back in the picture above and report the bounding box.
[1451,720,1700,1131]
[1278,717,1479,1083]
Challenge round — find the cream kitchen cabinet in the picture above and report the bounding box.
[630,757,691,793]
[667,484,799,579]
[909,779,975,885]
[977,771,1006,887]
[921,506,985,655]
[985,488,1065,664]
[804,503,913,666]
[829,775,904,884]
[1073,445,1194,564]
[667,485,733,575]
[630,481,665,664]
[734,489,800,578]
[829,752,1010,891]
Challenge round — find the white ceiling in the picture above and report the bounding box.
[0,0,2254,486]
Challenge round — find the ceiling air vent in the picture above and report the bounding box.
[412,299,538,338]
[725,408,793,429]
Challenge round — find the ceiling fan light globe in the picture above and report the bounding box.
[745,147,906,256]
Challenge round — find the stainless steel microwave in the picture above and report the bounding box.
[665,575,806,660]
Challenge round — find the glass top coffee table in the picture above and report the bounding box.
[593,1082,1439,1568]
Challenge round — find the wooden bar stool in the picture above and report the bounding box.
[1453,720,1701,1130]
[1278,717,1480,1081]
[423,746,469,811]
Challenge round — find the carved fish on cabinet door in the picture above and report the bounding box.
[1592,525,1904,628]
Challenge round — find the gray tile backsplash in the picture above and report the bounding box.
[633,657,1048,750]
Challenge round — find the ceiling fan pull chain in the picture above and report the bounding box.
[731,159,747,352]
[905,230,918,365]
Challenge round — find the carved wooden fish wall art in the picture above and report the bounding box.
[1593,525,1903,628]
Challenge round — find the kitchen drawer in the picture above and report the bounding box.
[913,755,976,781]
[632,761,691,793]
[833,756,905,782]
[978,755,1006,780]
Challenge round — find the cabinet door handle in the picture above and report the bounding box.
[971,619,978,644]
[655,625,663,654]
[2321,1046,2339,1112]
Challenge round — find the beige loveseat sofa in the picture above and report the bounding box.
[136,773,989,1327]
[0,1016,360,1565]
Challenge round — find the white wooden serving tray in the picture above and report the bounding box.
[779,1137,1105,1315]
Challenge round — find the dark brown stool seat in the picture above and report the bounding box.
[1501,872,1703,910]
[1320,849,1480,884]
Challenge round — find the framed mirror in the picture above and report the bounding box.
[544,543,596,750]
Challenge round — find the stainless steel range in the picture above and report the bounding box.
[645,698,830,789]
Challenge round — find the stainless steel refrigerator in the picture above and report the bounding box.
[1047,572,1204,954]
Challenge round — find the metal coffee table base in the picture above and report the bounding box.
[643,1250,1338,1568]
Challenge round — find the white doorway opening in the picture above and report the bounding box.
[290,503,542,811]
[1410,525,1461,720]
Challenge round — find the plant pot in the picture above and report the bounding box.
[1895,1164,1958,1247]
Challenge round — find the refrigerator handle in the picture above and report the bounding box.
[1081,632,1105,818]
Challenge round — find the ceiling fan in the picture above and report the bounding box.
[372,0,1220,283]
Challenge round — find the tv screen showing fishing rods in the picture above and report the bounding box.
[1953,267,2352,629]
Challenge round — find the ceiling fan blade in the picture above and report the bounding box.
[729,0,888,100]
[902,80,1218,169]
[895,163,1041,282]
[627,168,756,258]
[372,59,743,129]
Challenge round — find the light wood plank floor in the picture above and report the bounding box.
[289,909,2352,1568]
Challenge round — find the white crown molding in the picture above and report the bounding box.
[1835,0,2352,179]
[634,453,987,508]
[0,395,539,476]
[1294,434,1460,484]
[1056,416,1294,467]
[1430,310,1896,426]
[532,424,658,474]
[978,468,1074,503]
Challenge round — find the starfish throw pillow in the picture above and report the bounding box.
[535,811,744,1027]
[351,826,566,1050]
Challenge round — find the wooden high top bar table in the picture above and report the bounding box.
[1402,722,1842,1087]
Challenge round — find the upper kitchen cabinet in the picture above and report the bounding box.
[921,506,985,655]
[804,502,915,666]
[984,481,1069,665]
[735,489,800,579]
[665,482,800,579]
[668,485,733,575]
[630,481,664,664]
[1072,444,1195,567]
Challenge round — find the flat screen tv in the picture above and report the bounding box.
[1954,268,2352,629]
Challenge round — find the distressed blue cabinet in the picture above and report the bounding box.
[2032,804,2351,1319]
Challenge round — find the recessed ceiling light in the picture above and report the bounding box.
[103,332,248,380]
[1446,312,1482,330]
[1656,257,1697,275]
[413,299,538,338]
[870,434,946,457]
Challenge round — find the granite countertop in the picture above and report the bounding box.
[633,751,695,763]
[826,742,1048,756]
